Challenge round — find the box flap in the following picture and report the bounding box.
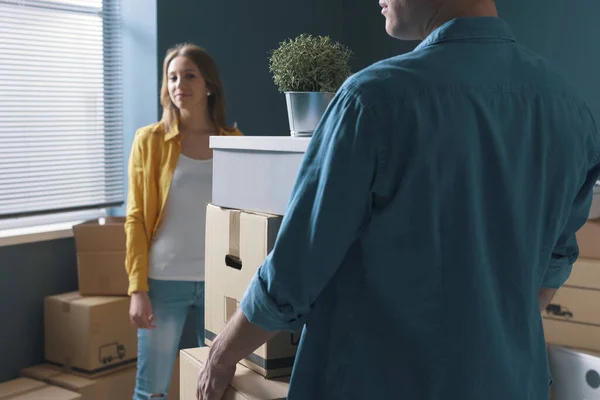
[209,136,310,153]
[74,296,129,308]
[181,347,289,400]
[20,364,62,382]
[73,218,126,252]
[76,217,125,227]
[46,293,126,309]
[47,292,82,304]
[0,378,46,399]
[206,203,281,220]
[49,374,95,391]
[13,386,81,400]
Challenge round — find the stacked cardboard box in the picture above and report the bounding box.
[0,377,81,400]
[9,218,142,399]
[544,219,600,399]
[543,220,600,352]
[180,203,297,399]
[72,218,128,296]
[180,347,289,400]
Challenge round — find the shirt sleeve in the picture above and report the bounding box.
[542,161,600,289]
[240,85,381,332]
[124,131,150,295]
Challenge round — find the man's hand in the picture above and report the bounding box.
[196,359,236,400]
[195,309,278,399]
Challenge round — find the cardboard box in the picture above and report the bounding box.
[543,259,600,352]
[179,347,289,400]
[73,218,128,296]
[0,377,80,400]
[562,258,600,290]
[576,220,600,260]
[20,364,135,400]
[204,204,300,378]
[210,136,309,216]
[44,292,137,374]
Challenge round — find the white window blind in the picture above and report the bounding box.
[0,0,123,220]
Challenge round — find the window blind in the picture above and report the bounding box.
[0,0,123,220]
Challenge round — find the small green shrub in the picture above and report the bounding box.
[268,34,353,92]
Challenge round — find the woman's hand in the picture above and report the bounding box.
[129,291,156,329]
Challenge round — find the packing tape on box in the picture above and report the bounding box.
[225,211,243,271]
[228,211,241,258]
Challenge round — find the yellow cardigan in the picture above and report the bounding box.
[124,122,243,295]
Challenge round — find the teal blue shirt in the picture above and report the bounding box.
[241,17,600,399]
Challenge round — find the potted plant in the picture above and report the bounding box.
[268,34,353,137]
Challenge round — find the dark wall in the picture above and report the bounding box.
[156,0,344,137]
[341,0,417,71]
[499,0,600,122]
[0,239,78,382]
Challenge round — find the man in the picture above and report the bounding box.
[198,0,600,398]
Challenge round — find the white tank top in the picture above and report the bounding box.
[148,153,212,281]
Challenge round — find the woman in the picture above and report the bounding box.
[125,43,242,399]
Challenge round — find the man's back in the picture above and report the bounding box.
[282,17,600,399]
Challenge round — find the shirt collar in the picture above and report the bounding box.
[164,122,180,141]
[414,17,516,51]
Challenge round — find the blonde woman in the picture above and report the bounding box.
[125,43,242,399]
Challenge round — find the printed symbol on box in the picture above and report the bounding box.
[99,342,126,364]
[545,304,573,318]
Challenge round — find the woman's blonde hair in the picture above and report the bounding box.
[159,43,234,134]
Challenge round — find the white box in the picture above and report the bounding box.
[548,344,600,399]
[210,136,310,216]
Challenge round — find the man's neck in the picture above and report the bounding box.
[422,0,498,39]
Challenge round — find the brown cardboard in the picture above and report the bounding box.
[204,204,300,378]
[73,218,126,252]
[0,378,80,400]
[543,286,600,352]
[0,378,46,399]
[563,258,600,290]
[73,218,127,296]
[44,292,137,374]
[75,252,128,296]
[179,347,289,400]
[576,220,600,259]
[20,364,136,400]
[12,386,81,400]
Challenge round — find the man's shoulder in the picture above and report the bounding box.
[341,52,434,106]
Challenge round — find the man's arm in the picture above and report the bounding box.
[207,309,276,367]
[197,84,382,399]
[539,160,600,308]
[538,288,557,312]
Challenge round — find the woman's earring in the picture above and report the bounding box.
[207,92,211,96]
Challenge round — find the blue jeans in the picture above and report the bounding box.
[133,279,205,399]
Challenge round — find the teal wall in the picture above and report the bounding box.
[499,0,600,122]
